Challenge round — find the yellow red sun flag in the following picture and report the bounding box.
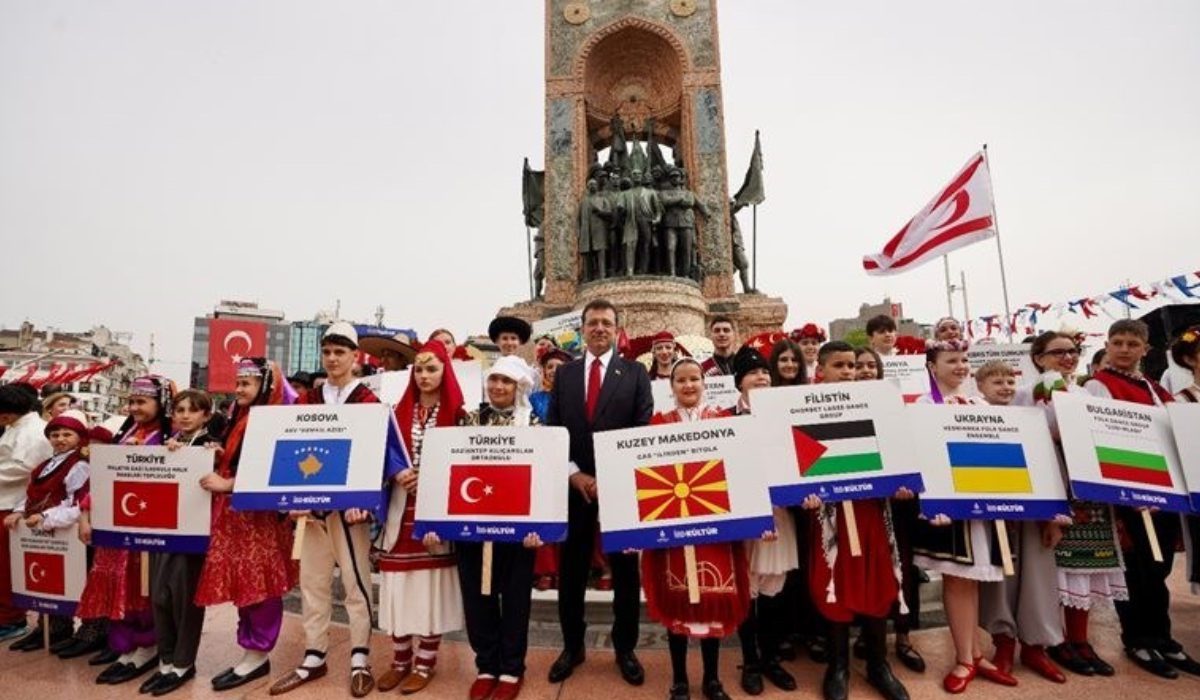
[635,460,732,522]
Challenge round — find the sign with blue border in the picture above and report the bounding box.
[8,523,85,616]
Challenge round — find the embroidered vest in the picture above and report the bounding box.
[1090,368,1173,406]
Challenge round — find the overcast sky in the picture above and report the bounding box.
[2,0,1197,385]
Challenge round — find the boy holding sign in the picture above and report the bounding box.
[801,342,910,700]
[4,409,90,651]
[1082,320,1200,679]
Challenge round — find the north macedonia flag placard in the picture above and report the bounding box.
[635,460,731,522]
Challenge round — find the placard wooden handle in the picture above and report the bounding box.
[995,521,1015,576]
[291,515,307,560]
[140,551,150,596]
[684,545,700,604]
[482,541,494,596]
[842,501,862,557]
[1142,509,1163,563]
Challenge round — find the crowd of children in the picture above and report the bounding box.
[0,311,1198,700]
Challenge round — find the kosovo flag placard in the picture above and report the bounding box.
[269,439,353,487]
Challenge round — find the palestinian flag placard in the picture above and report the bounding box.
[791,421,883,477]
[909,404,1069,521]
[1055,392,1190,513]
[753,381,924,506]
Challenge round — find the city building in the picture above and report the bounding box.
[828,297,928,341]
[0,322,150,420]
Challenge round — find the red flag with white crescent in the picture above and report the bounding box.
[24,551,66,596]
[207,318,267,391]
[112,480,179,529]
[446,464,532,516]
[863,151,996,275]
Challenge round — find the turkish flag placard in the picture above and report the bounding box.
[447,464,532,516]
[24,551,65,596]
[113,480,179,529]
[207,318,267,392]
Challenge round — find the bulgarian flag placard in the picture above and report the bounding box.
[1055,393,1190,513]
[753,381,924,505]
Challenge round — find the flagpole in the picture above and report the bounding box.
[752,204,758,290]
[982,144,1013,332]
[943,255,955,317]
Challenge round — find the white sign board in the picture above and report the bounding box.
[413,425,569,543]
[651,374,739,414]
[9,522,86,616]
[593,415,775,552]
[531,311,583,353]
[907,404,1070,520]
[89,445,214,553]
[881,355,930,399]
[1165,402,1200,511]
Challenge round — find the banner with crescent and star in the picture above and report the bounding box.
[88,445,214,553]
[9,522,86,616]
[232,404,408,513]
[593,415,775,552]
[413,425,569,544]
[207,317,268,392]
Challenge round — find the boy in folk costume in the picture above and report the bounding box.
[136,390,218,696]
[427,356,545,700]
[1083,319,1200,678]
[377,341,465,695]
[730,345,798,696]
[4,409,91,651]
[974,361,1071,685]
[78,375,173,686]
[801,342,910,700]
[643,357,748,700]
[269,323,389,698]
[194,359,299,692]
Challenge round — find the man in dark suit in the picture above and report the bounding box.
[546,299,654,686]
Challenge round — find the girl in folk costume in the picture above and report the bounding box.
[789,324,826,383]
[139,390,218,696]
[4,409,91,651]
[1083,319,1199,679]
[1012,332,1121,678]
[194,359,299,692]
[644,357,748,700]
[912,340,1018,693]
[1170,327,1200,596]
[77,375,173,685]
[431,356,545,700]
[377,341,465,695]
[801,342,910,700]
[731,345,798,696]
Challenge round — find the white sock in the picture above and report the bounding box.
[115,652,134,665]
[294,652,325,679]
[131,646,158,667]
[351,651,369,670]
[233,650,269,676]
[172,664,192,676]
[159,661,171,675]
[499,674,520,683]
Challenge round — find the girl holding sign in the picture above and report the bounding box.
[78,375,173,685]
[642,357,748,700]
[377,341,465,695]
[1013,331,1122,678]
[912,341,1017,693]
[195,359,298,691]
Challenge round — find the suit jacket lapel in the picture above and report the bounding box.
[591,357,624,422]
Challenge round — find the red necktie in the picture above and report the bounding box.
[586,358,602,421]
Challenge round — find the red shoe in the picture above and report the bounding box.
[534,576,552,592]
[943,663,976,694]
[992,634,1016,675]
[595,576,613,591]
[974,656,1018,687]
[492,677,523,700]
[469,675,498,700]
[1021,645,1067,684]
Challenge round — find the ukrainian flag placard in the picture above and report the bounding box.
[947,442,1032,494]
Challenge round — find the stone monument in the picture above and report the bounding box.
[501,0,787,339]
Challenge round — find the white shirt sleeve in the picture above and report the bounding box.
[1083,379,1112,399]
[37,460,90,531]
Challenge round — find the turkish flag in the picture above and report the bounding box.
[207,318,268,392]
[113,480,179,529]
[447,464,532,516]
[24,552,65,596]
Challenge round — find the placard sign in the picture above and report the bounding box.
[881,355,930,401]
[89,445,214,553]
[967,343,1038,381]
[232,404,395,511]
[752,381,924,505]
[531,311,582,353]
[413,426,569,543]
[9,523,86,616]
[1165,403,1200,511]
[594,415,775,552]
[1055,392,1190,512]
[652,375,739,413]
[907,404,1071,520]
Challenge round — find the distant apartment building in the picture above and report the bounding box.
[828,297,928,340]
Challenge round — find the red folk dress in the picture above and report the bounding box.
[640,406,750,639]
[808,499,901,623]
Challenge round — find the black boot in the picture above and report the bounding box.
[863,619,909,700]
[823,624,850,700]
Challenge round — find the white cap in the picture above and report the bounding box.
[323,321,359,349]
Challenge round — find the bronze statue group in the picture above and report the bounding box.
[2,303,1200,700]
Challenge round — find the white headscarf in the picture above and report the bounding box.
[487,355,537,425]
